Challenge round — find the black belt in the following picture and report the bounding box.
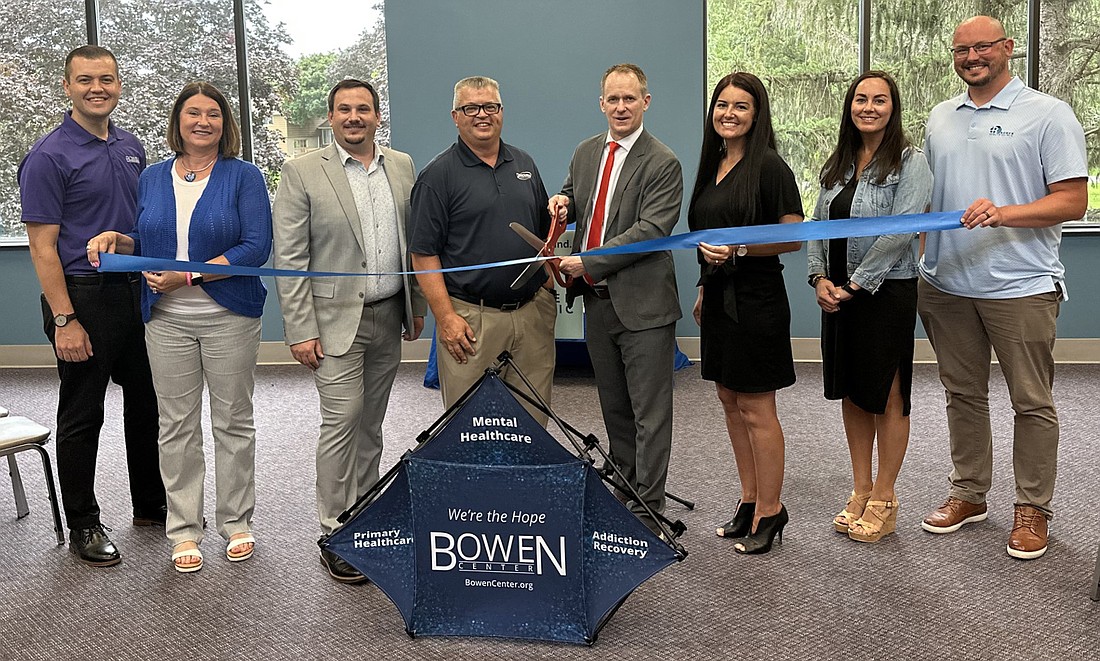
[65,273,139,286]
[451,290,536,312]
[575,280,611,300]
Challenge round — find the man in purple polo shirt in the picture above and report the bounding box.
[18,45,166,567]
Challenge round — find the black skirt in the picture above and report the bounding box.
[821,278,916,415]
[700,267,796,393]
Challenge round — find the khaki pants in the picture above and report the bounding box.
[438,289,557,426]
[917,278,1059,516]
[313,295,403,535]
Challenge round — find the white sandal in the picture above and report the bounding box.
[226,533,255,562]
[171,545,203,573]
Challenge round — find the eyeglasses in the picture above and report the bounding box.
[456,103,502,116]
[950,37,1007,58]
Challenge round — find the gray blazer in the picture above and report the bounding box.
[561,129,683,331]
[273,143,426,355]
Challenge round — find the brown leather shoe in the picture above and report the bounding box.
[1007,504,1049,560]
[921,497,987,533]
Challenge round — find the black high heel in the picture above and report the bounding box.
[734,505,788,555]
[716,500,755,538]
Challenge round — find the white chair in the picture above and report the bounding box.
[1,414,65,545]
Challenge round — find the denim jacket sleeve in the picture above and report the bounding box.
[806,187,830,279]
[849,148,933,293]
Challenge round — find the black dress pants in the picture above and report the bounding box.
[42,277,165,530]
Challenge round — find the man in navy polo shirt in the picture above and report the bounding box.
[410,76,557,424]
[18,45,165,567]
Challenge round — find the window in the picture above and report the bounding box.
[257,0,389,176]
[98,0,245,166]
[0,0,84,244]
[708,1,1098,224]
[708,0,859,213]
[1038,0,1100,222]
[872,2,1029,169]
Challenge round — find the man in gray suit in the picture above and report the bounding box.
[273,79,425,583]
[549,63,683,532]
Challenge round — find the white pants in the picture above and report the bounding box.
[145,307,260,547]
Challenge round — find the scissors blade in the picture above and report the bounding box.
[509,222,548,252]
[509,259,547,290]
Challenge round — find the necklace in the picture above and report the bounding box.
[180,155,217,182]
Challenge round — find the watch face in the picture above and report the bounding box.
[737,245,748,257]
[54,314,68,327]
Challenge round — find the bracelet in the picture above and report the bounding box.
[808,274,826,288]
[185,272,192,286]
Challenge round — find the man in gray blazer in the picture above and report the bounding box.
[273,79,425,583]
[549,63,683,532]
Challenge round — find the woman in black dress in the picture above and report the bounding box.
[806,71,932,543]
[689,72,804,554]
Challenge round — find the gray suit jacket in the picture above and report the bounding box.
[561,129,683,331]
[273,143,426,356]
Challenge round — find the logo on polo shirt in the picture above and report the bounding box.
[516,171,532,181]
[988,125,1014,137]
[125,155,141,163]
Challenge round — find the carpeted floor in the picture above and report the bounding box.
[2,360,1098,660]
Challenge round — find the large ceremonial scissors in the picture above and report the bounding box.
[508,218,574,290]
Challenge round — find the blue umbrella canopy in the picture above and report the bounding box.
[323,373,681,644]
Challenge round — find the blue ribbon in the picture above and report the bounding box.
[97,210,963,277]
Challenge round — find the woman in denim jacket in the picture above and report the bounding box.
[806,71,932,543]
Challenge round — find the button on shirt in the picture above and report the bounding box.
[335,142,402,303]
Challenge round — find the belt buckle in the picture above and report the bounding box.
[499,301,522,312]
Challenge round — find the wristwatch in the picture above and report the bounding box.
[53,312,77,327]
[841,282,858,296]
[735,245,749,257]
[189,272,204,287]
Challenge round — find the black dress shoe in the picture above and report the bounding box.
[133,506,168,526]
[320,548,367,584]
[716,500,756,538]
[734,505,789,555]
[133,507,207,529]
[70,524,121,567]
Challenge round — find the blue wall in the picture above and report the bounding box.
[2,1,1097,345]
[386,0,707,337]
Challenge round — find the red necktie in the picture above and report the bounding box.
[584,141,620,285]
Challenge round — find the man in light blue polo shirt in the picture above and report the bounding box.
[917,15,1088,560]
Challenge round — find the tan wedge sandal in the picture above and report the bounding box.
[848,500,899,543]
[833,491,871,533]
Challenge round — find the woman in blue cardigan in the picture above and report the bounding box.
[87,81,271,572]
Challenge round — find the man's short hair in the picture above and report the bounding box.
[601,63,648,96]
[64,45,119,81]
[166,81,242,158]
[327,78,381,113]
[453,76,500,110]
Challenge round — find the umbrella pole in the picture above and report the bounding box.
[492,352,688,553]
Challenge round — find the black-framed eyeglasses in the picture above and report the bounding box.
[456,102,502,116]
[950,37,1007,58]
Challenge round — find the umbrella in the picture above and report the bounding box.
[322,366,684,644]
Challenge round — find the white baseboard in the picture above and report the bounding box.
[2,337,1099,368]
[674,337,1100,364]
